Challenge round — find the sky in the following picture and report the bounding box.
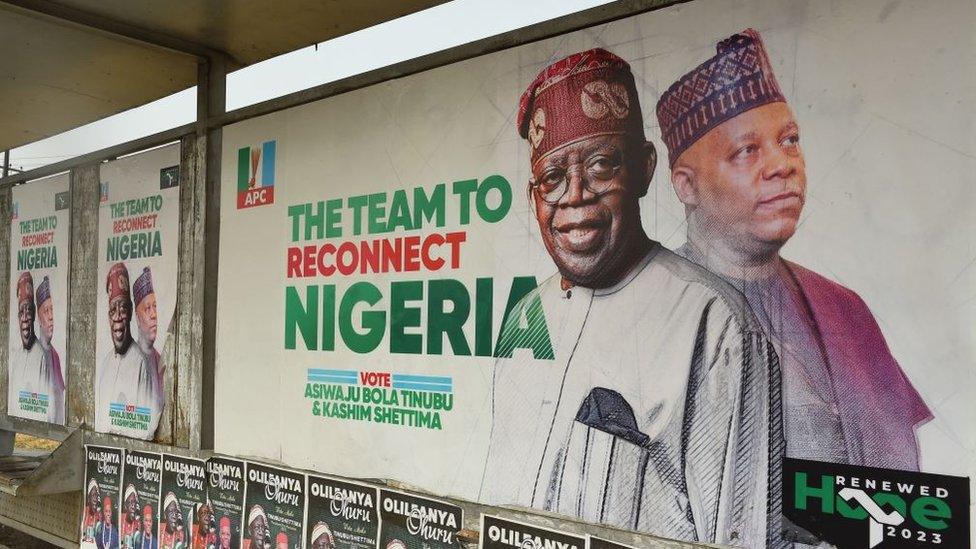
[10,0,613,174]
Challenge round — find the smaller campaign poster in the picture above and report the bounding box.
[120,451,162,549]
[159,454,209,549]
[479,515,586,549]
[378,489,462,549]
[783,458,970,549]
[305,474,379,549]
[7,174,69,424]
[588,537,635,549]
[81,445,124,549]
[243,462,306,549]
[95,144,180,440]
[208,456,247,549]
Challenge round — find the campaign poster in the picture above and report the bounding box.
[120,451,163,549]
[81,445,124,549]
[7,173,69,424]
[95,144,180,440]
[208,456,247,549]
[214,0,975,547]
[378,489,462,549]
[305,474,379,549]
[159,454,208,549]
[479,515,585,549]
[243,462,306,549]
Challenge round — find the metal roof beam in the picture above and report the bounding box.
[0,0,236,65]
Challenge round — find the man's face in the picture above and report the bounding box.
[219,523,232,548]
[143,509,153,533]
[248,516,266,545]
[198,505,213,535]
[136,293,158,343]
[18,299,35,348]
[165,501,180,532]
[109,296,132,351]
[312,534,333,549]
[38,299,54,341]
[674,102,806,258]
[102,501,113,524]
[88,488,100,510]
[530,135,650,286]
[125,492,139,519]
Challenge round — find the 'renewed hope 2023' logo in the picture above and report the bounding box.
[784,458,969,549]
[237,140,277,209]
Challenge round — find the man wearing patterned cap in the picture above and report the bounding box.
[160,492,186,549]
[82,479,102,542]
[483,48,784,548]
[34,275,65,422]
[8,271,63,423]
[658,29,930,475]
[243,506,268,549]
[96,262,163,438]
[309,522,335,549]
[121,484,142,547]
[134,266,164,403]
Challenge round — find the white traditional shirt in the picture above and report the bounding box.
[482,245,785,548]
[96,341,162,439]
[8,340,63,423]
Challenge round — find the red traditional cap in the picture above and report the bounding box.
[16,271,33,305]
[517,48,645,166]
[106,262,130,303]
[219,516,230,529]
[656,28,786,167]
[143,505,154,518]
[276,532,288,545]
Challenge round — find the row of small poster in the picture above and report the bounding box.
[81,445,463,549]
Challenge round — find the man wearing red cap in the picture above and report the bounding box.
[8,271,64,423]
[95,262,163,438]
[483,48,783,548]
[659,29,930,472]
[95,496,121,549]
[132,505,158,549]
[216,516,233,549]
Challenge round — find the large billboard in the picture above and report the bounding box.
[96,144,181,440]
[7,173,69,424]
[214,0,975,546]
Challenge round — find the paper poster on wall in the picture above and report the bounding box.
[95,144,180,440]
[120,451,162,549]
[7,174,69,424]
[243,463,306,549]
[378,489,462,549]
[479,515,585,549]
[159,454,208,549]
[81,445,124,549]
[305,474,379,549]
[208,456,247,549]
[214,0,975,547]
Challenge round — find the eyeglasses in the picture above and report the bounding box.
[529,153,622,204]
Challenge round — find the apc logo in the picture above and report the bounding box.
[237,140,277,209]
[784,458,969,549]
